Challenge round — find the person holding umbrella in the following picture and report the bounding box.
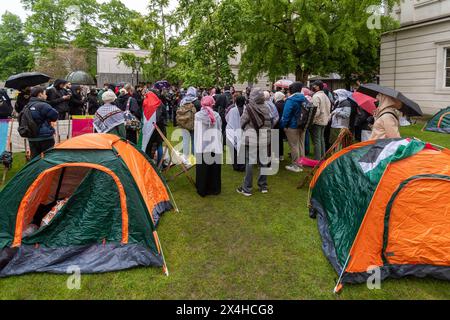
[15,88,31,114]
[5,72,51,115]
[370,94,402,140]
[357,83,423,140]
[351,92,377,142]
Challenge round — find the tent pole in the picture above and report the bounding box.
[155,231,169,277]
[67,117,71,140]
[56,121,61,144]
[333,254,351,294]
[166,183,180,213]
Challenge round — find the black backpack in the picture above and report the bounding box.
[18,103,39,138]
[297,101,317,130]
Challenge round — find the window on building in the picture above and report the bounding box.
[446,48,450,87]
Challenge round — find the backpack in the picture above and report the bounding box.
[297,101,317,130]
[18,103,39,138]
[124,97,142,131]
[176,103,196,131]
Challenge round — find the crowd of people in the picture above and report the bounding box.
[8,78,405,198]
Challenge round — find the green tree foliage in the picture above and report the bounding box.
[237,0,399,83]
[118,0,181,83]
[171,0,243,87]
[66,0,103,76]
[0,12,34,80]
[21,0,70,51]
[98,0,142,48]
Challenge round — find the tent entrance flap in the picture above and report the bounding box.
[16,166,93,234]
[12,163,129,247]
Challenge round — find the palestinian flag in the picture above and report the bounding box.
[140,91,162,152]
[359,139,426,183]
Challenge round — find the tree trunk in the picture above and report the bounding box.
[295,65,309,84]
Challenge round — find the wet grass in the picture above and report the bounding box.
[0,122,449,300]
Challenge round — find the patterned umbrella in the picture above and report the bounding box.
[274,79,293,89]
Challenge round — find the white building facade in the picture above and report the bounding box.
[97,47,150,86]
[380,0,450,114]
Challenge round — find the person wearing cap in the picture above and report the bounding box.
[46,79,71,120]
[93,90,126,139]
[194,95,223,197]
[311,80,331,160]
[26,86,59,159]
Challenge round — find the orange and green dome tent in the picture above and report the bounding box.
[425,106,450,133]
[0,134,173,277]
[309,138,450,292]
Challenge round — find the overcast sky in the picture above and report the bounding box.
[0,0,177,21]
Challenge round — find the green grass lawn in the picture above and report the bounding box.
[0,121,449,300]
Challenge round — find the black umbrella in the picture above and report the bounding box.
[5,72,51,90]
[357,83,423,117]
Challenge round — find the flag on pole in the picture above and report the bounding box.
[0,119,10,153]
[140,91,162,152]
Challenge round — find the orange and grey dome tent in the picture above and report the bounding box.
[0,134,173,277]
[309,138,450,292]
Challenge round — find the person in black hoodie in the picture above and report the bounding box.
[15,87,31,114]
[354,105,374,142]
[46,79,71,120]
[87,88,99,115]
[69,85,85,116]
[0,89,13,119]
[214,88,229,147]
[116,84,141,144]
[27,86,59,159]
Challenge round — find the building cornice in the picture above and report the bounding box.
[383,14,450,35]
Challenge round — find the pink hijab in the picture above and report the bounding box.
[201,96,216,125]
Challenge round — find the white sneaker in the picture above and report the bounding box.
[286,165,303,173]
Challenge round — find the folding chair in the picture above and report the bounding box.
[153,124,196,187]
[298,128,353,190]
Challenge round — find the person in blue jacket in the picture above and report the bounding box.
[280,82,307,173]
[27,86,59,159]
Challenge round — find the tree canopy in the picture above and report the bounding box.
[6,0,399,85]
[237,0,399,83]
[0,12,34,80]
